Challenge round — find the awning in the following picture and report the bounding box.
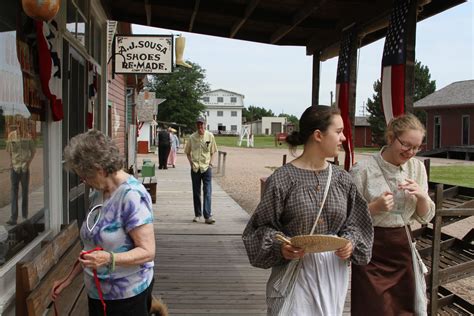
[100,0,465,60]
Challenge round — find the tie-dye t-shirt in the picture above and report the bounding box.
[80,176,154,300]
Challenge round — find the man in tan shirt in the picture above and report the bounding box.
[6,124,36,225]
[184,117,218,224]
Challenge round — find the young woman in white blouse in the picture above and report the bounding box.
[350,114,435,316]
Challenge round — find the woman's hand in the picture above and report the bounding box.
[371,191,394,213]
[51,277,72,301]
[79,250,111,269]
[399,178,428,200]
[335,240,353,260]
[281,243,305,260]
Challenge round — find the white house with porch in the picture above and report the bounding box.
[200,89,245,135]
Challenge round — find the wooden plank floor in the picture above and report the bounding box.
[149,154,269,315]
[146,153,351,315]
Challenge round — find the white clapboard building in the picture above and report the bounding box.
[200,89,245,135]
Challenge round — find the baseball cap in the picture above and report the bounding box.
[196,116,206,123]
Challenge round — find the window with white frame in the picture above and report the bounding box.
[230,97,237,103]
[231,125,237,131]
[231,111,237,117]
[217,111,223,117]
[66,0,88,47]
[217,97,223,103]
[0,25,47,266]
[202,97,209,103]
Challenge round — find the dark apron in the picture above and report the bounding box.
[351,226,415,316]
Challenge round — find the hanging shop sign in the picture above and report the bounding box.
[113,35,173,74]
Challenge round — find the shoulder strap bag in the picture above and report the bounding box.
[373,156,428,316]
[275,164,333,315]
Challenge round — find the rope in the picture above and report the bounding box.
[53,247,107,316]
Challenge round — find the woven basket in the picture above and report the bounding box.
[289,235,349,253]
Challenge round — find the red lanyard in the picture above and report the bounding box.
[53,247,107,316]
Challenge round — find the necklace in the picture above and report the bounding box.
[86,204,103,232]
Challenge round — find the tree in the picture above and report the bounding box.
[148,62,210,133]
[366,80,386,146]
[366,60,436,146]
[278,113,299,130]
[242,105,274,122]
[413,60,436,125]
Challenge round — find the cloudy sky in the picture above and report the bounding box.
[132,1,473,118]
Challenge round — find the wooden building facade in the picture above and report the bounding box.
[414,80,474,151]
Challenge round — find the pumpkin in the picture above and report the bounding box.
[22,0,61,21]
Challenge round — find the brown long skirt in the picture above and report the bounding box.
[351,226,415,316]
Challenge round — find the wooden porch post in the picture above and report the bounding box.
[404,0,417,114]
[348,35,358,154]
[312,53,320,106]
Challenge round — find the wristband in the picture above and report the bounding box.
[107,251,115,272]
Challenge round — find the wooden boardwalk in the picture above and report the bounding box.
[146,153,351,315]
[149,154,269,315]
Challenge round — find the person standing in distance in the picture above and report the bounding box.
[185,117,218,224]
[157,128,171,170]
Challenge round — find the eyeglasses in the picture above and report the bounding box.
[395,135,421,153]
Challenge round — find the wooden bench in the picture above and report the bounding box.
[16,220,87,316]
[141,176,157,203]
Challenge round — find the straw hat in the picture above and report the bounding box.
[276,234,349,253]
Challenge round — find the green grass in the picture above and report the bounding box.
[215,135,288,148]
[354,147,379,153]
[430,166,474,188]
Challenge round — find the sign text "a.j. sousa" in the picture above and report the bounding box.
[114,35,173,74]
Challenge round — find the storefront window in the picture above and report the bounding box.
[66,0,88,47]
[0,26,46,265]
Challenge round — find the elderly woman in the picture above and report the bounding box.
[51,130,155,316]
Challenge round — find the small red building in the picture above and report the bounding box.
[414,80,474,152]
[354,116,376,147]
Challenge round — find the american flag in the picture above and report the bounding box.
[381,0,413,124]
[336,27,356,171]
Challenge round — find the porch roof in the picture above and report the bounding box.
[100,0,464,60]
